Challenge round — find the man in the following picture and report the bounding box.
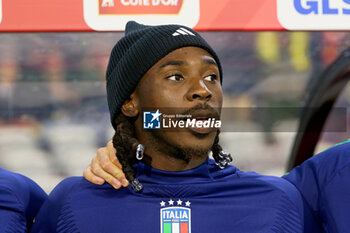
[0,168,47,232]
[31,21,304,232]
[86,138,350,233]
[284,139,350,233]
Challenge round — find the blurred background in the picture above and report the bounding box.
[0,31,349,193]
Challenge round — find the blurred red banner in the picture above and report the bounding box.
[99,0,183,15]
[0,0,282,32]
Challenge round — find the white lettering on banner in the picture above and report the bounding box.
[83,0,199,31]
[0,0,2,24]
[102,0,114,7]
[277,0,350,30]
[121,0,147,6]
[121,0,177,6]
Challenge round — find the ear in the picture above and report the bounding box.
[121,92,139,117]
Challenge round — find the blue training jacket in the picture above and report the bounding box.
[0,168,47,232]
[31,158,304,233]
[284,140,350,233]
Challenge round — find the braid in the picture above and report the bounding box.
[112,114,142,191]
[211,130,223,162]
[211,130,233,168]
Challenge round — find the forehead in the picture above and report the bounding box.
[136,46,220,87]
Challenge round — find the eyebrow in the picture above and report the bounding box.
[204,58,217,66]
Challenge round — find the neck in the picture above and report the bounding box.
[143,149,208,171]
[136,132,209,172]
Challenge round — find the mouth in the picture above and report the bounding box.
[194,117,209,121]
[186,111,219,135]
[187,121,215,135]
[189,109,219,119]
[188,127,214,135]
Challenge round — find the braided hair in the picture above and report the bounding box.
[112,114,231,192]
[112,114,141,191]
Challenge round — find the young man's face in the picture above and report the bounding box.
[132,46,223,162]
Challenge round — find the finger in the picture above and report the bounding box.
[91,157,122,189]
[83,166,105,185]
[97,150,129,187]
[106,140,122,169]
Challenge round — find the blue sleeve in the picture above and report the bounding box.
[283,161,323,232]
[257,175,305,232]
[284,140,350,233]
[320,162,350,232]
[22,175,48,229]
[0,168,47,232]
[30,177,79,233]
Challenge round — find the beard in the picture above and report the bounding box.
[148,129,212,164]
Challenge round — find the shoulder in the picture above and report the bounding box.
[37,176,127,210]
[235,170,304,214]
[44,176,92,204]
[253,174,304,231]
[0,168,47,211]
[282,140,350,232]
[225,170,304,232]
[0,168,26,210]
[308,139,350,170]
[31,176,126,233]
[208,159,302,201]
[52,176,124,198]
[38,176,90,213]
[215,163,304,209]
[0,168,47,231]
[310,140,350,170]
[285,140,350,188]
[50,176,84,193]
[30,177,86,233]
[243,171,303,201]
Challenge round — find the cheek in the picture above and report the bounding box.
[211,86,223,106]
[144,86,184,108]
[137,92,163,109]
[218,92,223,106]
[160,89,183,106]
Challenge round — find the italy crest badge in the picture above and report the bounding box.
[160,199,191,233]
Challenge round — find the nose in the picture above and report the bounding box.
[186,79,212,102]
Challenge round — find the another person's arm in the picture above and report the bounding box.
[30,177,81,233]
[283,140,350,233]
[0,168,47,232]
[83,140,129,189]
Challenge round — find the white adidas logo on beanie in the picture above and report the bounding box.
[172,28,196,37]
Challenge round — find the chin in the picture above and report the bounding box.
[171,129,216,151]
[149,129,216,162]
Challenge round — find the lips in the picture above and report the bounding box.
[188,109,219,120]
[194,117,208,121]
[188,123,215,135]
[186,110,219,135]
[161,104,220,135]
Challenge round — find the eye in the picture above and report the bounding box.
[167,74,184,81]
[203,74,217,82]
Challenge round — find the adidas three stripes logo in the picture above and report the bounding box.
[172,28,196,37]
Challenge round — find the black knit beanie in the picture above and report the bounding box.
[106,21,223,129]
